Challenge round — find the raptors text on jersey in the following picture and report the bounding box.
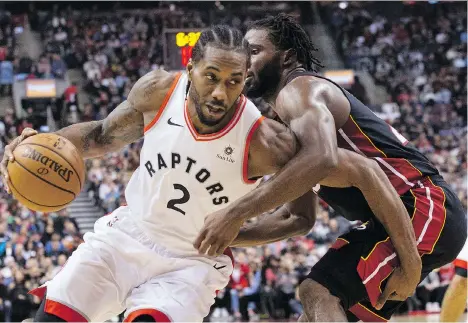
[124,73,264,255]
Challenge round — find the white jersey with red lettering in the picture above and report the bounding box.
[125,72,264,255]
[29,72,266,322]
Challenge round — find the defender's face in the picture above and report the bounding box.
[244,29,282,98]
[188,46,247,126]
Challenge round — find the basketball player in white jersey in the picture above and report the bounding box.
[2,25,419,322]
[440,240,468,322]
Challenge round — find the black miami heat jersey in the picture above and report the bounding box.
[285,71,441,221]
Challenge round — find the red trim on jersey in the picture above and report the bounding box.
[339,115,427,193]
[374,158,423,195]
[223,247,235,267]
[144,72,182,133]
[454,259,468,270]
[340,115,387,157]
[242,116,265,184]
[349,303,388,322]
[125,308,172,322]
[45,299,88,322]
[29,284,47,299]
[336,132,354,151]
[387,123,409,146]
[356,177,446,307]
[184,95,247,141]
[330,237,349,250]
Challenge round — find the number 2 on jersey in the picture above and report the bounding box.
[167,183,190,215]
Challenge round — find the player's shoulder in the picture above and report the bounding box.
[128,69,183,113]
[138,69,180,91]
[278,74,350,123]
[280,74,342,104]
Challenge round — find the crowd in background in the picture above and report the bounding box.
[0,9,66,86]
[0,2,466,321]
[33,2,298,126]
[0,10,30,101]
[323,0,467,212]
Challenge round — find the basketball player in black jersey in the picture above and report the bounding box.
[195,14,467,321]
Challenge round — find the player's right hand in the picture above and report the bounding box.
[1,127,37,193]
[375,264,421,310]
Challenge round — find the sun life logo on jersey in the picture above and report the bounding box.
[217,145,235,163]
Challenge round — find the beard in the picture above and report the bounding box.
[245,53,282,99]
[188,82,229,127]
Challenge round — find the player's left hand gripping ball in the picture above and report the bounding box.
[194,209,243,257]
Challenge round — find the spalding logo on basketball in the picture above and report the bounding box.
[21,146,74,182]
[7,133,85,212]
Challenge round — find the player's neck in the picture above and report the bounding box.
[186,97,239,135]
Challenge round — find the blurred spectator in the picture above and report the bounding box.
[0,56,13,96]
[50,54,66,78]
[350,75,369,105]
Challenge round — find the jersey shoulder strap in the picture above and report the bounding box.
[144,72,187,133]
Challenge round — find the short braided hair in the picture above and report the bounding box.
[187,25,250,94]
[191,25,250,64]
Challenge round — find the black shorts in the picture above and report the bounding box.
[307,176,467,322]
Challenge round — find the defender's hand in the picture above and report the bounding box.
[375,265,421,310]
[1,128,37,193]
[194,208,244,257]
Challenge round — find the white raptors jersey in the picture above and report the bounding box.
[124,73,264,255]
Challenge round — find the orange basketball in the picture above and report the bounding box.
[7,133,85,212]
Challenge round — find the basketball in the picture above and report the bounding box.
[7,133,85,212]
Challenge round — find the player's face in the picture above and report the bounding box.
[187,46,247,126]
[244,29,282,99]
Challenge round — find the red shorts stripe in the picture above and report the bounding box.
[45,299,88,322]
[357,240,398,306]
[454,259,468,270]
[29,260,69,300]
[412,177,446,255]
[125,308,172,322]
[349,302,388,322]
[356,177,446,307]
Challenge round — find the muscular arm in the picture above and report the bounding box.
[229,79,339,222]
[322,149,421,271]
[231,190,317,247]
[55,70,173,159]
[56,101,144,159]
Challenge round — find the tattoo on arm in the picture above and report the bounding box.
[79,121,110,152]
[143,81,158,100]
[73,101,144,154]
[108,103,144,143]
